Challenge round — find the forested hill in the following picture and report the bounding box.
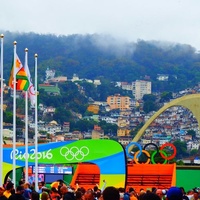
[2,31,200,92]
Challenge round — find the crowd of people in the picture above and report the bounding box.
[0,179,199,200]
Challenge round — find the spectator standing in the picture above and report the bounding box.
[8,185,25,200]
[23,183,32,200]
[155,189,165,200]
[60,186,75,200]
[31,191,40,200]
[41,192,50,200]
[180,187,189,200]
[129,188,138,200]
[140,192,160,200]
[102,186,120,200]
[50,187,61,200]
[3,182,14,199]
[0,187,7,200]
[84,190,95,200]
[166,187,183,200]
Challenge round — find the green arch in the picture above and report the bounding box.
[132,94,200,143]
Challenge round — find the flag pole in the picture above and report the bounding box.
[25,48,29,183]
[0,34,4,186]
[13,41,17,187]
[34,54,38,191]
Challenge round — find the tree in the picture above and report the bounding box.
[187,130,196,140]
[160,92,173,103]
[190,149,198,156]
[143,101,157,113]
[173,140,188,158]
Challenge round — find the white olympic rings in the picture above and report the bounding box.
[60,146,89,161]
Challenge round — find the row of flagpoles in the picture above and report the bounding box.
[0,34,39,190]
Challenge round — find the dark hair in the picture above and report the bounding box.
[93,186,98,192]
[103,186,120,200]
[31,191,40,200]
[6,182,14,190]
[75,191,82,199]
[118,187,125,193]
[128,187,134,193]
[140,192,160,200]
[51,187,58,193]
[16,185,24,192]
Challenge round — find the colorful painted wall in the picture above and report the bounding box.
[2,140,126,189]
[176,166,200,191]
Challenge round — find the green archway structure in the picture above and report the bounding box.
[132,94,200,143]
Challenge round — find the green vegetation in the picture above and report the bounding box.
[2,31,200,93]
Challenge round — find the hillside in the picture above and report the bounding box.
[1,31,200,92]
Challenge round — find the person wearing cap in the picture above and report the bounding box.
[166,187,183,200]
[8,185,25,200]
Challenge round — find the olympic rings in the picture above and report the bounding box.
[143,143,159,153]
[159,143,176,160]
[126,142,142,159]
[151,150,168,164]
[126,142,176,164]
[60,146,89,161]
[134,150,151,164]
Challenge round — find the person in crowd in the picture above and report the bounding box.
[50,187,61,200]
[8,185,25,200]
[0,187,7,200]
[155,189,165,200]
[75,191,83,200]
[129,187,138,200]
[186,189,195,200]
[23,182,32,200]
[57,180,64,196]
[166,187,183,200]
[93,186,99,200]
[30,182,35,192]
[140,192,160,200]
[118,188,125,200]
[180,187,189,200]
[38,181,48,194]
[3,182,14,199]
[41,192,51,200]
[83,190,95,200]
[60,186,75,200]
[123,188,130,200]
[18,179,25,187]
[193,190,199,200]
[31,191,40,200]
[102,186,120,200]
[37,182,44,194]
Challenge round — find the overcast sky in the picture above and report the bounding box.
[1,0,200,50]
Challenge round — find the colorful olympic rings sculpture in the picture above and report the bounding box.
[125,142,176,164]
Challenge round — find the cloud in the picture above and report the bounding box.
[1,0,200,50]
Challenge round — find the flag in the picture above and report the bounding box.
[16,68,29,91]
[8,54,29,91]
[24,57,36,106]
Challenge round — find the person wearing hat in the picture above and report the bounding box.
[166,187,183,200]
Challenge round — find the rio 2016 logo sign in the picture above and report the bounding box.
[125,142,177,164]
